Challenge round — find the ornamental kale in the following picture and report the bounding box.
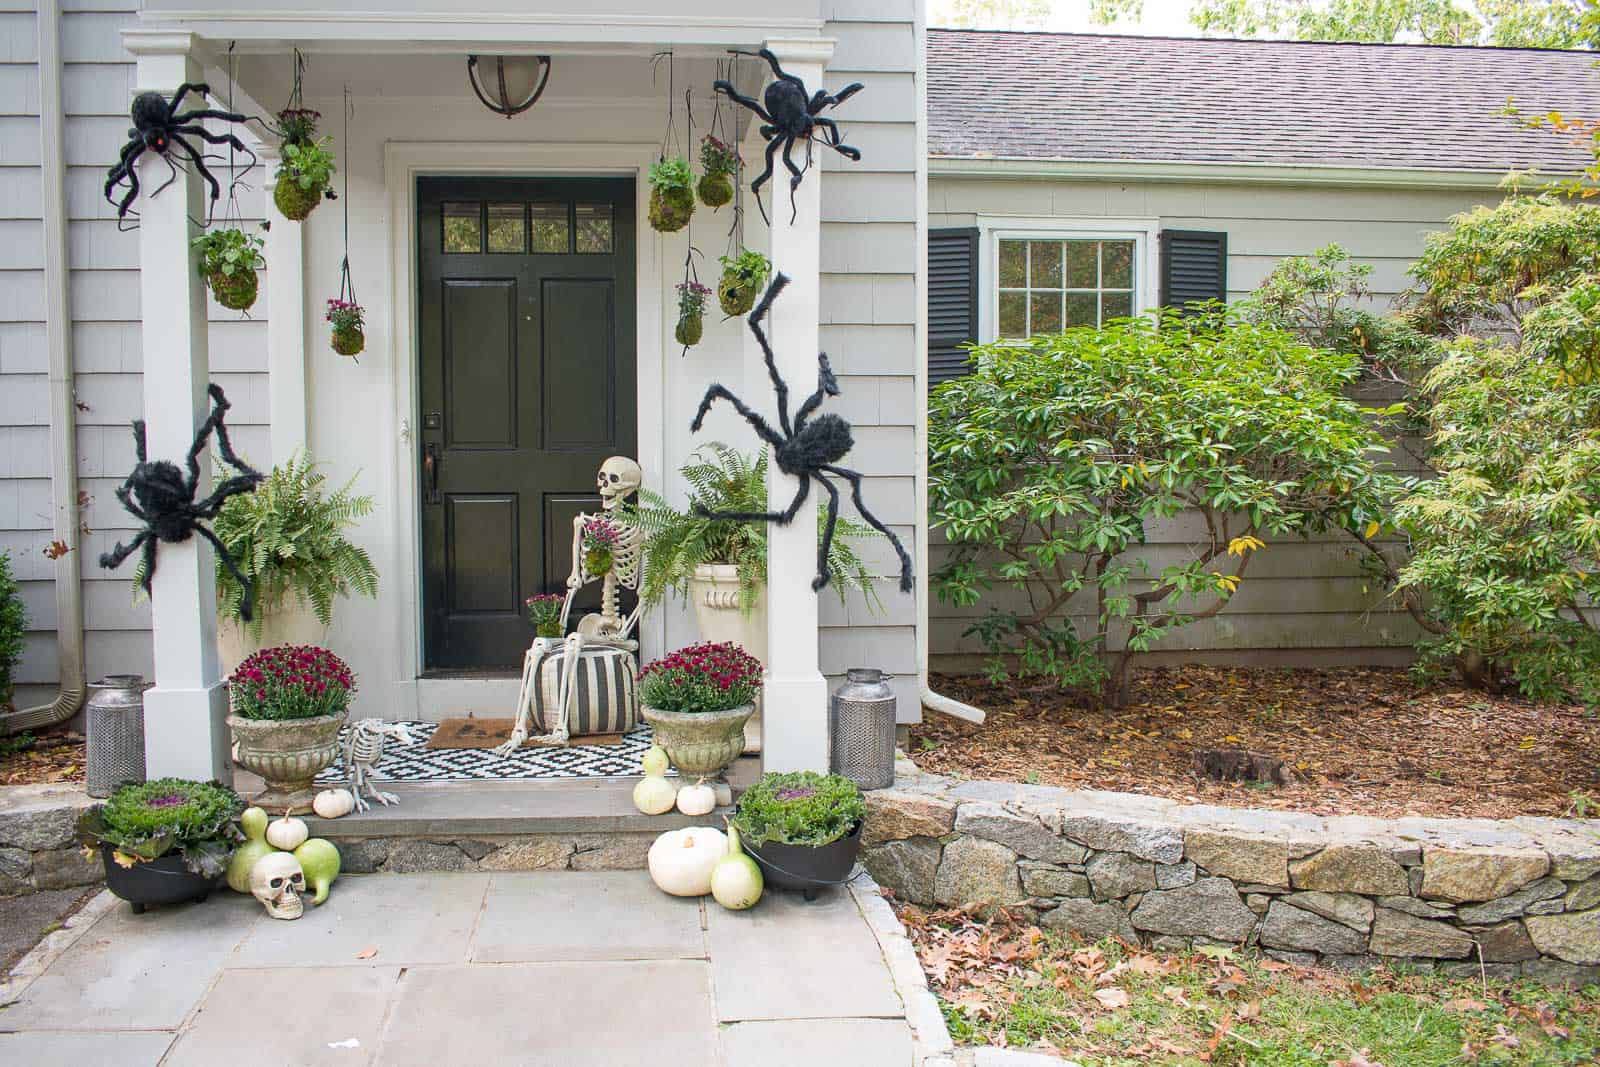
[731,771,864,847]
[638,641,763,713]
[78,778,244,878]
[229,644,356,721]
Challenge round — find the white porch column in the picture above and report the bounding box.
[125,33,232,781]
[260,142,308,464]
[761,37,835,773]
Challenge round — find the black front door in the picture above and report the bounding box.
[418,176,637,670]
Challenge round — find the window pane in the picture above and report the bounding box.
[1101,291,1133,321]
[1030,291,1062,334]
[998,240,1027,288]
[998,291,1027,337]
[530,203,569,253]
[1065,292,1097,327]
[443,202,480,253]
[1028,241,1062,288]
[575,203,614,253]
[1064,241,1096,288]
[486,203,525,253]
[1102,240,1135,289]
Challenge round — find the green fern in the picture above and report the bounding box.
[629,443,884,616]
[212,453,378,637]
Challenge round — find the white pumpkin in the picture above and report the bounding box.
[675,778,717,817]
[265,813,309,851]
[647,826,727,897]
[312,788,355,819]
[633,775,677,816]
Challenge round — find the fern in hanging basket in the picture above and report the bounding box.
[649,157,695,233]
[193,227,266,312]
[717,249,770,317]
[326,298,365,357]
[676,281,711,347]
[697,135,738,209]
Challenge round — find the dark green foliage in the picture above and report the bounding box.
[0,551,24,708]
[79,778,244,878]
[732,771,865,847]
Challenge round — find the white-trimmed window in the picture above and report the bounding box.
[978,218,1160,343]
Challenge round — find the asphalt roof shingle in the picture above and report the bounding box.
[927,29,1599,173]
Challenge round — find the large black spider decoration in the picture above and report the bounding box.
[713,49,863,225]
[103,83,258,223]
[98,385,265,619]
[690,272,913,594]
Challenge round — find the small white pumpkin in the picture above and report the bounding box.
[265,813,309,851]
[675,778,717,817]
[312,788,355,819]
[633,774,677,815]
[647,826,726,897]
[640,744,670,778]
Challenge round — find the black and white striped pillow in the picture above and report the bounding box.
[531,644,639,737]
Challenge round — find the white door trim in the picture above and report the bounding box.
[383,141,665,717]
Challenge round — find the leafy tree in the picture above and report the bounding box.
[929,310,1393,706]
[1189,0,1592,48]
[0,551,25,709]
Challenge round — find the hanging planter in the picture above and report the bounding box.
[273,108,335,222]
[193,227,266,311]
[676,281,711,349]
[717,249,770,318]
[582,516,622,578]
[326,298,365,357]
[648,157,695,233]
[697,135,737,209]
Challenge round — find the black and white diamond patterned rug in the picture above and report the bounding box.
[313,722,670,783]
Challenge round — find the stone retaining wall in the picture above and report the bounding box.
[328,832,657,874]
[0,785,103,897]
[862,770,1600,987]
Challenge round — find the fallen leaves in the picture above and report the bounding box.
[1092,987,1130,1011]
[0,728,87,786]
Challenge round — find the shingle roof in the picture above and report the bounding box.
[927,29,1598,174]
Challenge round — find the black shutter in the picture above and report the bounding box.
[1159,229,1228,310]
[928,227,979,385]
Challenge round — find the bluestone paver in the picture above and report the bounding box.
[721,1018,915,1066]
[0,1031,174,1065]
[472,870,706,962]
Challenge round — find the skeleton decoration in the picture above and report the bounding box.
[250,850,306,920]
[498,456,646,754]
[344,718,413,812]
[103,83,258,225]
[713,49,862,225]
[98,384,264,615]
[690,273,914,594]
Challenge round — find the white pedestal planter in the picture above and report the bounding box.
[217,598,330,676]
[688,564,766,755]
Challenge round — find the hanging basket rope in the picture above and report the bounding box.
[328,86,363,362]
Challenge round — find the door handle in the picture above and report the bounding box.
[423,443,441,505]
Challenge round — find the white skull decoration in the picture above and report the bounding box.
[597,456,642,510]
[250,851,306,920]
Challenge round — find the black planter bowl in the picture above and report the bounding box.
[744,821,862,902]
[100,845,217,914]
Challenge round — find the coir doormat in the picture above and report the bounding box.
[426,717,624,750]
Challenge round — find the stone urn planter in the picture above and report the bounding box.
[689,563,767,755]
[641,703,754,779]
[227,712,346,815]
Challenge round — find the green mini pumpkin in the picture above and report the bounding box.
[274,180,325,222]
[649,186,694,233]
[675,312,703,347]
[697,172,734,209]
[208,268,259,312]
[331,325,365,357]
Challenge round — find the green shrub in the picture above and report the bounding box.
[78,778,243,877]
[731,771,864,847]
[930,309,1394,706]
[0,551,23,708]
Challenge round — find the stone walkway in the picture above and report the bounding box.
[0,871,919,1066]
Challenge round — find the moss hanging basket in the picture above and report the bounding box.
[698,172,734,209]
[274,179,326,222]
[649,185,694,233]
[718,273,759,317]
[675,312,703,347]
[208,269,259,312]
[331,325,365,357]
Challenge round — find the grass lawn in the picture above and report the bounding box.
[899,905,1600,1066]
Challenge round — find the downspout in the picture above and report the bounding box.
[2,0,86,734]
[911,6,982,727]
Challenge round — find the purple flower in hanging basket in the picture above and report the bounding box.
[325,298,364,331]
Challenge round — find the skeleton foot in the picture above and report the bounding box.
[372,789,400,807]
[493,724,528,758]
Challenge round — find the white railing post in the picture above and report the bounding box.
[760,37,836,773]
[260,140,308,464]
[124,32,232,781]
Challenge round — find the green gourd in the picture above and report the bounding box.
[294,837,342,905]
[226,806,278,894]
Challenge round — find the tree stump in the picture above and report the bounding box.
[1192,748,1300,786]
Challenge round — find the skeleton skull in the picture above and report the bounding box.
[250,851,306,920]
[597,456,643,509]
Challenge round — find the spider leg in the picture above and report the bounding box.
[131,418,148,463]
[97,529,149,573]
[689,385,785,450]
[780,136,806,224]
[113,484,151,524]
[748,274,794,435]
[810,118,862,161]
[819,82,865,109]
[168,134,222,204]
[711,79,773,125]
[204,383,262,482]
[106,145,145,219]
[170,105,251,127]
[792,353,841,432]
[812,473,842,591]
[695,471,809,525]
[821,464,915,593]
[754,48,806,92]
[195,524,256,622]
[165,83,213,117]
[170,123,258,172]
[750,135,780,227]
[192,474,262,519]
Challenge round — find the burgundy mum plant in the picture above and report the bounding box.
[229,644,356,721]
[639,641,763,713]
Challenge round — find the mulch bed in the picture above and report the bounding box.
[0,726,85,787]
[911,668,1600,820]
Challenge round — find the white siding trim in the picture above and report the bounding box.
[932,156,1527,190]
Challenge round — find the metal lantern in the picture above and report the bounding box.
[829,668,897,790]
[85,674,148,798]
[466,54,553,118]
